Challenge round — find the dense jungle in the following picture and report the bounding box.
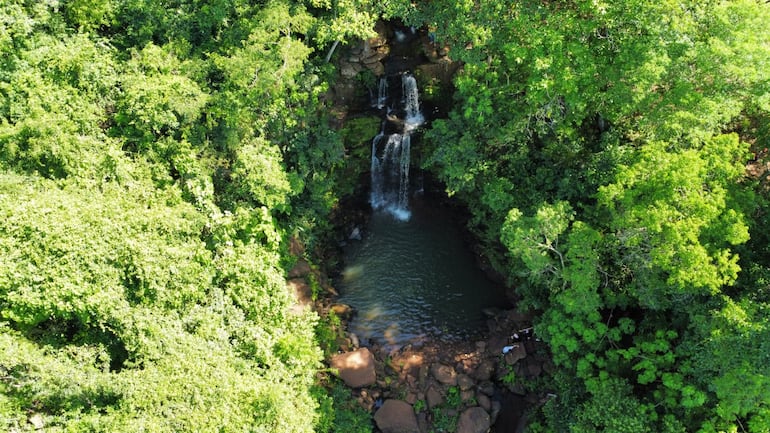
[1,1,769,432]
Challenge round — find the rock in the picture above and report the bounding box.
[457,374,475,391]
[471,359,495,381]
[340,61,358,78]
[431,363,457,386]
[461,389,475,402]
[526,361,542,378]
[477,393,492,412]
[330,303,355,320]
[504,344,527,365]
[28,413,44,430]
[286,278,312,306]
[374,400,420,433]
[490,400,502,424]
[477,381,495,396]
[368,61,385,76]
[287,259,312,278]
[330,348,376,388]
[349,332,360,349]
[426,385,444,409]
[456,407,490,433]
[349,226,362,240]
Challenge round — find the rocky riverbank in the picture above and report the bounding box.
[286,237,553,432]
[329,307,553,433]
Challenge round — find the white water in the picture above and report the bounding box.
[370,74,424,220]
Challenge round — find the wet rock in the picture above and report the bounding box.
[456,407,490,433]
[330,303,355,320]
[331,348,376,388]
[431,363,457,386]
[374,400,420,433]
[340,61,358,78]
[349,226,362,240]
[371,62,386,76]
[457,374,475,391]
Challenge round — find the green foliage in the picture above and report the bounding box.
[0,1,358,432]
[413,0,770,432]
[318,382,373,433]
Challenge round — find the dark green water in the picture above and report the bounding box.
[336,195,509,349]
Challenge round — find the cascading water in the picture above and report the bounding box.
[370,73,424,221]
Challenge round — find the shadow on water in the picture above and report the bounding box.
[336,193,510,350]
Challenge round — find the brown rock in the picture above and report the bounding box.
[457,374,475,391]
[287,259,311,278]
[527,361,543,377]
[426,385,444,409]
[477,381,495,396]
[461,389,475,402]
[331,348,376,388]
[340,61,358,78]
[431,363,457,386]
[477,393,492,412]
[330,303,355,320]
[471,359,495,381]
[374,400,420,433]
[504,344,527,365]
[456,407,490,433]
[368,61,385,76]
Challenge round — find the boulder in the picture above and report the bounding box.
[330,348,376,388]
[430,363,457,386]
[504,344,527,365]
[286,278,312,306]
[330,303,355,320]
[457,374,475,391]
[426,385,444,409]
[287,259,311,278]
[471,359,495,381]
[456,407,490,433]
[374,400,420,433]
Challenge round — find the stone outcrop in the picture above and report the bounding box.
[374,399,420,433]
[331,348,377,388]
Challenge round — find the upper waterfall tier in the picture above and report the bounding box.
[370,73,424,221]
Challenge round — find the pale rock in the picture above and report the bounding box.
[330,348,376,388]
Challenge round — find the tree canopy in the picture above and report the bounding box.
[1,0,769,432]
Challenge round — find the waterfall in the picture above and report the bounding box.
[402,74,424,130]
[370,73,423,221]
[374,78,388,109]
